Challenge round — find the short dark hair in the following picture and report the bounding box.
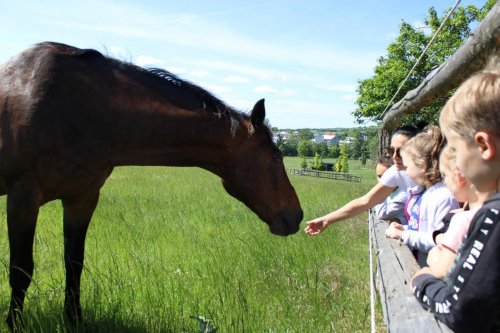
[376,155,393,169]
[392,121,428,139]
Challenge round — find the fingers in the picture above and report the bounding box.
[304,221,323,235]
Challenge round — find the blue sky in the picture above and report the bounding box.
[0,0,488,129]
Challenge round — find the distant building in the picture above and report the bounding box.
[339,136,354,145]
[313,132,339,146]
[273,131,289,143]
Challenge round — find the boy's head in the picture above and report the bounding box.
[401,125,444,188]
[375,155,392,180]
[439,66,500,193]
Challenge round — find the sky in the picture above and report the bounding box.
[0,0,489,129]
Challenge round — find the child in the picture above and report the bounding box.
[385,126,459,266]
[304,125,420,235]
[411,67,500,332]
[425,145,487,279]
[374,155,408,224]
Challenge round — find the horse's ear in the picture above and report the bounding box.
[250,99,266,128]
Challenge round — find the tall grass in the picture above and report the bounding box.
[0,161,380,332]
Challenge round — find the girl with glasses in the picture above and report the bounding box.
[304,124,423,236]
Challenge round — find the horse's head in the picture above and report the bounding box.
[220,99,303,236]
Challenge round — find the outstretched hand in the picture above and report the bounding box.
[304,218,329,236]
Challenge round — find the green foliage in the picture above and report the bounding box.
[361,149,367,167]
[297,140,314,157]
[329,143,339,158]
[300,156,308,169]
[316,141,329,158]
[297,128,314,141]
[337,143,350,173]
[353,2,493,125]
[311,152,323,170]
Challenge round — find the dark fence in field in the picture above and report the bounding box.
[287,168,361,182]
[369,210,453,333]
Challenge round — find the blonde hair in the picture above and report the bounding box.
[439,145,457,185]
[440,65,500,141]
[402,125,445,187]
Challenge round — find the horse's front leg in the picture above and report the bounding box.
[6,181,41,330]
[62,191,99,324]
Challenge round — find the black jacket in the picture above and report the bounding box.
[412,193,500,333]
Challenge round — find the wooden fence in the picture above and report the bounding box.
[369,210,453,332]
[287,168,361,182]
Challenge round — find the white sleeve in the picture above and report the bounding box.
[376,196,407,221]
[402,188,459,252]
[379,165,399,189]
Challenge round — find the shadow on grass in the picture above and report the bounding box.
[0,312,195,333]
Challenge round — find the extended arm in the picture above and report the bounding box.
[304,182,395,235]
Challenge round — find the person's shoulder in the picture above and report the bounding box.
[470,193,500,226]
[427,182,452,195]
[485,192,500,204]
[479,192,500,211]
[379,165,399,185]
[382,165,399,177]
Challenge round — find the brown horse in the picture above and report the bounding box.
[0,42,303,329]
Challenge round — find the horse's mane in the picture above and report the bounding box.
[36,42,247,128]
[145,67,237,118]
[143,67,247,136]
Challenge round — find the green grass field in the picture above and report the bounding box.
[0,159,381,332]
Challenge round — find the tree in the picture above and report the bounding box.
[353,2,494,125]
[315,142,329,158]
[337,143,349,173]
[329,144,339,158]
[275,133,286,150]
[280,132,299,156]
[300,156,308,169]
[297,140,314,157]
[351,129,364,159]
[311,152,323,170]
[360,143,367,167]
[298,129,313,141]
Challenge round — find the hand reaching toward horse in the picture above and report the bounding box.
[304,217,331,236]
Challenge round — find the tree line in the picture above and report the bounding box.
[274,127,379,171]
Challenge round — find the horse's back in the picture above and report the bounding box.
[0,43,113,193]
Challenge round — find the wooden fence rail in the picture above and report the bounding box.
[287,168,361,182]
[369,210,453,332]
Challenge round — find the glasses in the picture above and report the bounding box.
[386,147,402,158]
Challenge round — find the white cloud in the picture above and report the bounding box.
[189,70,211,78]
[165,66,188,75]
[282,88,297,96]
[32,2,377,75]
[319,83,357,93]
[224,75,250,83]
[135,55,165,67]
[253,85,278,94]
[195,81,232,94]
[108,46,130,60]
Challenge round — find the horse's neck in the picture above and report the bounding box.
[108,104,238,171]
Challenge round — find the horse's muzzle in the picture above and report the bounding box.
[269,209,303,236]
